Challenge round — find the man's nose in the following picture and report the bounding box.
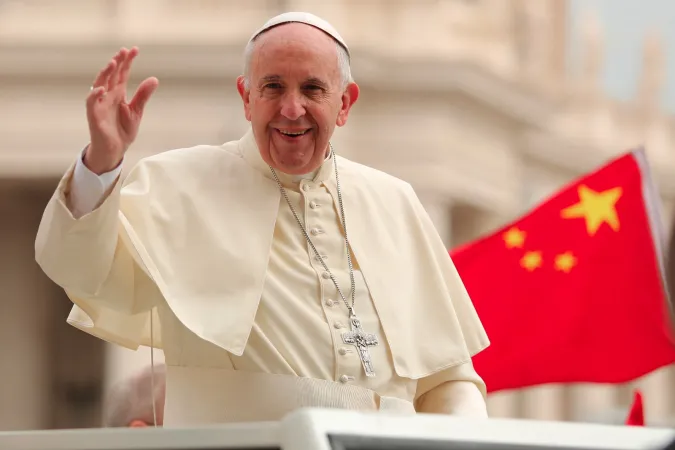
[280,92,306,121]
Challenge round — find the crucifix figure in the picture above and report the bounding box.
[342,315,379,377]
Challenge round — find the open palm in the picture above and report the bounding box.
[85,47,158,174]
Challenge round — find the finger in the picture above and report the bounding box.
[118,46,139,86]
[91,60,116,90]
[86,86,107,110]
[108,48,129,90]
[128,77,159,116]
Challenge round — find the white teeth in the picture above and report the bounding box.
[279,129,308,136]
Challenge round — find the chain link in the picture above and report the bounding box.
[269,145,357,317]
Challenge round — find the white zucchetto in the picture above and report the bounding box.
[248,11,350,57]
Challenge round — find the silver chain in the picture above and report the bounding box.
[269,145,357,317]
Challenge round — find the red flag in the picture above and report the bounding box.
[625,389,645,426]
[452,149,675,392]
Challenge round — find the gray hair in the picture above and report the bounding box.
[242,29,354,91]
[102,364,166,427]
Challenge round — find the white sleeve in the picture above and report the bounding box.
[68,151,123,219]
[414,361,488,417]
[415,380,488,417]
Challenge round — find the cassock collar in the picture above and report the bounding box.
[239,128,335,189]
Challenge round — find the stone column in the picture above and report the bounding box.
[636,366,674,426]
[568,384,618,422]
[0,193,52,430]
[487,391,520,419]
[418,193,453,247]
[520,385,566,420]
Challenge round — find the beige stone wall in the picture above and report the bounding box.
[1,0,675,429]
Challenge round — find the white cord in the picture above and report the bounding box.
[150,310,158,427]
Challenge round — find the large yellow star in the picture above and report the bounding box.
[560,184,623,236]
[520,251,542,271]
[554,251,577,273]
[503,227,526,249]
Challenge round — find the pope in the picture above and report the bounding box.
[35,12,490,425]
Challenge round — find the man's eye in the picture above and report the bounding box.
[265,83,282,89]
[304,85,323,91]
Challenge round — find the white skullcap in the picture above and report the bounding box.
[249,11,350,57]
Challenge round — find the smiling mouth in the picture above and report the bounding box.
[276,128,311,138]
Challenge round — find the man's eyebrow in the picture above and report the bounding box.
[257,75,330,87]
[304,77,329,87]
[259,75,281,85]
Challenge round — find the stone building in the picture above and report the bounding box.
[1,0,674,430]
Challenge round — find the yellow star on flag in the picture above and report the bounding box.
[554,251,577,273]
[503,227,526,249]
[560,184,623,236]
[520,251,543,271]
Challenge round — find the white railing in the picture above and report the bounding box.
[0,408,673,449]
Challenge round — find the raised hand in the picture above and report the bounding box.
[84,47,159,175]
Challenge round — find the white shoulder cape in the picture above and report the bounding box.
[36,130,489,379]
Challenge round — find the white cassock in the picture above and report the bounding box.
[35,128,490,425]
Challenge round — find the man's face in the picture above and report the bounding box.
[237,23,359,175]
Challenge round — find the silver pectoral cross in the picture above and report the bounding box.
[341,315,379,377]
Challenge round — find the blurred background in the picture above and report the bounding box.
[2,0,675,432]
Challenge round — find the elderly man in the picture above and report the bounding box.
[103,364,166,428]
[36,12,490,425]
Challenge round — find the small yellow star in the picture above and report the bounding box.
[503,227,526,249]
[554,251,577,273]
[561,184,623,236]
[520,251,543,271]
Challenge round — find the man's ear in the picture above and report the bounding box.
[236,76,252,122]
[128,420,149,428]
[336,82,360,127]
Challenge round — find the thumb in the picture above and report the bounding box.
[129,77,159,116]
